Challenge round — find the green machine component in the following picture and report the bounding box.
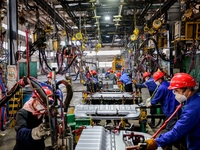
[19,62,37,79]
[66,114,91,130]
[67,114,76,130]
[183,53,200,82]
[75,118,90,129]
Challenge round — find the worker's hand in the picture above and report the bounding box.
[32,123,51,140]
[145,138,158,150]
[146,102,152,107]
[132,79,137,85]
[146,98,151,104]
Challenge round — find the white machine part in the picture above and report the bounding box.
[74,104,140,120]
[75,126,162,150]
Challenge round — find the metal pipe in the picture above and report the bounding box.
[33,0,71,32]
[25,26,30,77]
[147,0,177,27]
[152,103,182,139]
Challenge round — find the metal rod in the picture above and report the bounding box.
[152,103,182,139]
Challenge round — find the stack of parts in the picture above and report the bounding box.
[74,104,140,120]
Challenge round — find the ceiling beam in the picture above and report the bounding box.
[120,0,165,5]
[56,7,95,11]
[147,0,177,26]
[33,0,72,33]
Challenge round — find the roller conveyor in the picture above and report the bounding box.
[74,104,140,120]
[75,126,162,150]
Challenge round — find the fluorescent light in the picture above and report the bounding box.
[105,16,110,20]
[99,62,112,67]
[2,23,32,38]
[84,50,120,56]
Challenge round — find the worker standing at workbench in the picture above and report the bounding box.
[13,89,53,150]
[136,72,157,126]
[144,73,199,150]
[119,72,133,92]
[147,71,181,150]
[105,69,116,84]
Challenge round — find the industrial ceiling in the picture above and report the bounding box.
[1,0,182,62]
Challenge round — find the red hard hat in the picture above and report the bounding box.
[168,73,196,90]
[47,72,52,78]
[90,70,97,75]
[32,86,53,101]
[143,72,151,79]
[116,72,121,77]
[110,70,113,73]
[153,71,165,81]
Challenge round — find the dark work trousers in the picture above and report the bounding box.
[149,91,156,125]
[125,83,133,92]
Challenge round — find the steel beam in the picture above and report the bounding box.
[33,0,72,33]
[147,0,178,26]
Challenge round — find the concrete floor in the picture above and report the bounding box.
[0,75,173,150]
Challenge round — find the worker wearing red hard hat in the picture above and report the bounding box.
[147,71,181,149]
[13,87,52,150]
[45,72,57,85]
[144,73,199,150]
[136,72,157,96]
[135,72,157,126]
[149,71,180,118]
[105,69,116,84]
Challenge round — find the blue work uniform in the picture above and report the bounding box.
[151,80,180,117]
[156,93,200,149]
[120,73,133,92]
[136,77,157,95]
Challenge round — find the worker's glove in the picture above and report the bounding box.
[144,138,158,150]
[146,102,152,107]
[146,98,151,104]
[132,79,137,85]
[31,123,51,140]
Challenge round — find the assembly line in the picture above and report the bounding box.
[1,0,200,150]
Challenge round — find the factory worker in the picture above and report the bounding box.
[136,72,157,96]
[143,73,199,150]
[106,69,117,84]
[119,72,133,92]
[147,71,181,150]
[44,72,57,85]
[13,88,53,150]
[147,71,180,129]
[90,70,99,92]
[136,72,157,126]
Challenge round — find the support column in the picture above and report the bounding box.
[7,0,18,65]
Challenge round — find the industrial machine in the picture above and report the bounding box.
[75,126,162,150]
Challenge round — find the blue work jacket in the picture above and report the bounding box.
[151,80,180,117]
[136,77,157,93]
[120,73,132,85]
[156,93,200,150]
[92,77,98,84]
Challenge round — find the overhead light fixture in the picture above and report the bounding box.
[113,18,121,22]
[105,16,110,20]
[93,16,101,19]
